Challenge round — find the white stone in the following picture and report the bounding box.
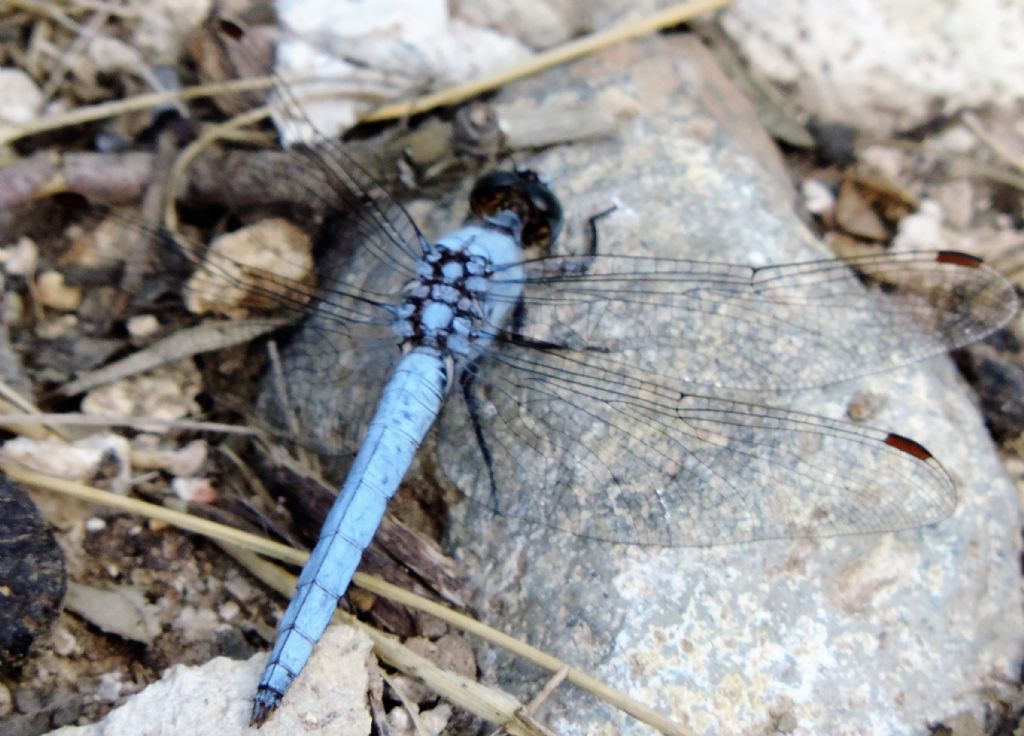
[126,315,160,338]
[800,178,834,215]
[722,0,1024,134]
[0,68,42,129]
[170,476,217,504]
[48,625,373,735]
[1,236,38,276]
[893,199,947,252]
[81,361,203,430]
[1,433,131,493]
[273,0,531,142]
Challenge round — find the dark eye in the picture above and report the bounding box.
[469,170,563,249]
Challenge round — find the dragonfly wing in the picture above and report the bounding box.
[494,250,1017,391]
[437,343,955,546]
[255,205,421,464]
[203,18,428,282]
[260,329,403,465]
[202,142,425,291]
[289,143,426,279]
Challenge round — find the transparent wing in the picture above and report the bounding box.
[438,344,956,546]
[246,153,423,462]
[40,22,429,469]
[52,196,407,465]
[280,143,426,281]
[486,250,1018,391]
[201,18,428,289]
[267,14,429,281]
[260,327,404,472]
[184,137,425,300]
[176,177,415,461]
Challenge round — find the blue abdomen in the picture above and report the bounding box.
[253,346,448,720]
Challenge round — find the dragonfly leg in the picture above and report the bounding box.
[458,364,501,508]
[585,204,617,256]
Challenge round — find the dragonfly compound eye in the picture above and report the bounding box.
[470,170,564,249]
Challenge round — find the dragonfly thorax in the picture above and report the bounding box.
[391,233,513,359]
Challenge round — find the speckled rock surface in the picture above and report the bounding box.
[721,0,1024,134]
[47,624,374,736]
[421,35,1022,736]
[270,27,1022,736]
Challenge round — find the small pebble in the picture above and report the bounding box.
[1,236,38,276]
[0,681,12,717]
[801,178,834,215]
[418,703,453,735]
[893,199,945,251]
[85,517,107,533]
[218,601,240,622]
[224,573,258,604]
[127,314,160,337]
[386,703,413,735]
[185,218,313,316]
[36,270,83,311]
[94,671,127,703]
[51,625,80,657]
[171,477,217,504]
[775,710,799,733]
[0,68,43,127]
[131,438,207,477]
[433,633,476,677]
[417,613,447,639]
[0,434,130,493]
[859,144,905,181]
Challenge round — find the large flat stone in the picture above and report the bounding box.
[426,34,1022,736]
[276,30,1020,736]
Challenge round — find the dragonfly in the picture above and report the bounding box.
[233,153,1018,723]
[66,21,1016,727]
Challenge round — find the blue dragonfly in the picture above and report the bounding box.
[239,161,1017,723]
[178,20,1018,727]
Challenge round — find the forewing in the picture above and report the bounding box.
[199,18,427,290]
[491,250,1018,391]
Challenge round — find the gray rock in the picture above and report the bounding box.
[273,31,1020,736]
[425,35,1022,736]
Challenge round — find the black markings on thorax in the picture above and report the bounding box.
[399,247,488,353]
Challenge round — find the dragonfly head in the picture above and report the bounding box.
[469,170,564,250]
